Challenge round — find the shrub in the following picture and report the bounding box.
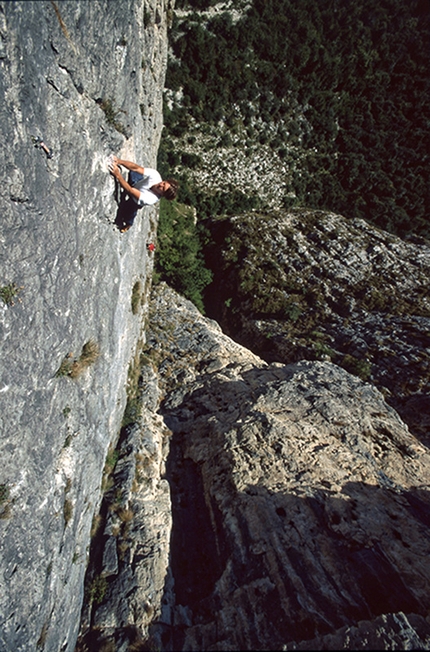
[0,483,11,519]
[0,283,23,306]
[56,354,74,377]
[56,340,100,379]
[63,498,73,526]
[342,354,372,381]
[0,484,10,504]
[155,198,213,312]
[88,575,108,605]
[68,343,99,377]
[96,98,128,137]
[122,340,145,427]
[101,445,120,492]
[131,280,142,315]
[118,507,134,523]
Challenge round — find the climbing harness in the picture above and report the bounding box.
[31,135,53,159]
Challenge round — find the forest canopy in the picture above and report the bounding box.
[159,0,430,237]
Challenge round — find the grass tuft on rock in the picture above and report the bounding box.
[0,283,23,306]
[56,340,100,379]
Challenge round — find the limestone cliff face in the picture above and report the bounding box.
[1,2,430,651]
[142,284,430,651]
[0,2,171,651]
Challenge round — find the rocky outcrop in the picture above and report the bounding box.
[285,612,430,650]
[139,284,430,650]
[205,209,430,444]
[76,364,172,652]
[0,2,171,651]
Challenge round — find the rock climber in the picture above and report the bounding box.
[108,156,179,232]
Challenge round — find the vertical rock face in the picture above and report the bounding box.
[0,2,171,651]
[145,284,430,651]
[76,365,173,652]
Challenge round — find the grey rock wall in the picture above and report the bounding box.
[143,284,430,651]
[0,2,171,651]
[205,209,430,444]
[76,365,173,652]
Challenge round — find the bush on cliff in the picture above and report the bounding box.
[154,198,213,313]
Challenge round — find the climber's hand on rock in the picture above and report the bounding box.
[108,160,121,179]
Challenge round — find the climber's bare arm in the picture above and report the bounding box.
[108,161,141,202]
[113,157,145,175]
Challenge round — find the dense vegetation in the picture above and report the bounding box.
[154,199,212,313]
[159,0,429,237]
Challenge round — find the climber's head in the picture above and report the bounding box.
[151,179,179,201]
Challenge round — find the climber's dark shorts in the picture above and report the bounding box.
[117,171,144,230]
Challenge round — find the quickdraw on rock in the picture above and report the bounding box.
[31,135,53,159]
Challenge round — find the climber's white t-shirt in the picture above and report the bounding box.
[134,168,162,206]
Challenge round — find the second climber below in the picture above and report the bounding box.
[108,155,179,232]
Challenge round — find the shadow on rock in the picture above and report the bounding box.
[114,193,139,232]
[151,362,430,651]
[391,393,430,449]
[156,472,430,650]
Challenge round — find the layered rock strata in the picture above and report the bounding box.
[205,209,430,444]
[143,284,430,651]
[0,2,171,650]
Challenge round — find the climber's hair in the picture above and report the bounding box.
[164,179,179,201]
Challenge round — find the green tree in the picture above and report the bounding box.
[155,199,213,313]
